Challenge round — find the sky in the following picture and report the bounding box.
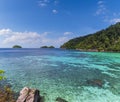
[0,0,120,48]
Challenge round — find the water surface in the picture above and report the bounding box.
[0,48,120,102]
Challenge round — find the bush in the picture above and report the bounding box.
[0,70,5,80]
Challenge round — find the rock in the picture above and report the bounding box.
[87,79,104,87]
[33,90,45,102]
[16,87,31,102]
[25,88,36,102]
[17,87,44,102]
[56,97,68,102]
[16,87,35,102]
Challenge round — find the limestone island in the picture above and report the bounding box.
[13,45,22,48]
[40,46,55,48]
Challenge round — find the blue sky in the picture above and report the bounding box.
[0,0,120,48]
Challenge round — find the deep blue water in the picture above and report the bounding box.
[0,48,120,102]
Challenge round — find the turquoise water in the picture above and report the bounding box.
[0,48,120,102]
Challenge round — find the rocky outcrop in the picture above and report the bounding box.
[17,87,44,102]
[17,89,69,102]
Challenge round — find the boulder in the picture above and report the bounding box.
[16,87,32,102]
[33,90,45,102]
[17,87,43,102]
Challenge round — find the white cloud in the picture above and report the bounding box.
[38,0,49,7]
[0,29,70,48]
[95,1,107,15]
[110,18,120,24]
[52,9,58,14]
[98,1,104,4]
[0,29,12,36]
[38,0,59,7]
[38,0,60,14]
[0,29,50,47]
[64,32,73,35]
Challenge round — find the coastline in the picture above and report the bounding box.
[75,48,120,53]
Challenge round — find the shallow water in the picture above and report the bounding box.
[0,48,120,102]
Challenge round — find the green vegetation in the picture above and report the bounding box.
[0,70,5,80]
[41,46,48,48]
[61,22,120,51]
[0,86,16,102]
[41,46,55,48]
[13,45,22,48]
[0,70,16,101]
[49,46,55,48]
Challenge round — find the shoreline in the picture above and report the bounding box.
[75,48,120,53]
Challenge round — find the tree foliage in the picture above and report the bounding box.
[61,22,120,51]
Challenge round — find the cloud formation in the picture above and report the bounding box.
[95,1,107,15]
[110,18,120,24]
[38,0,49,7]
[38,0,59,7]
[38,0,59,14]
[0,29,71,48]
[52,9,58,14]
[64,32,73,35]
[95,1,120,24]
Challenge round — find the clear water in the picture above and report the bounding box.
[0,48,120,102]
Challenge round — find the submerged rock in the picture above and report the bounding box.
[87,79,104,87]
[56,97,68,102]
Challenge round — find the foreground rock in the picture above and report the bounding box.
[17,87,44,102]
[17,87,69,102]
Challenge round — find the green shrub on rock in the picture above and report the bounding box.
[0,70,5,80]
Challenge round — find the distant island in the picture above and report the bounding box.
[61,22,120,52]
[40,46,55,48]
[13,45,22,48]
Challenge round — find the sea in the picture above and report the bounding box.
[0,48,120,102]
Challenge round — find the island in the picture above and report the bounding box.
[40,46,55,48]
[13,45,22,48]
[61,22,120,52]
